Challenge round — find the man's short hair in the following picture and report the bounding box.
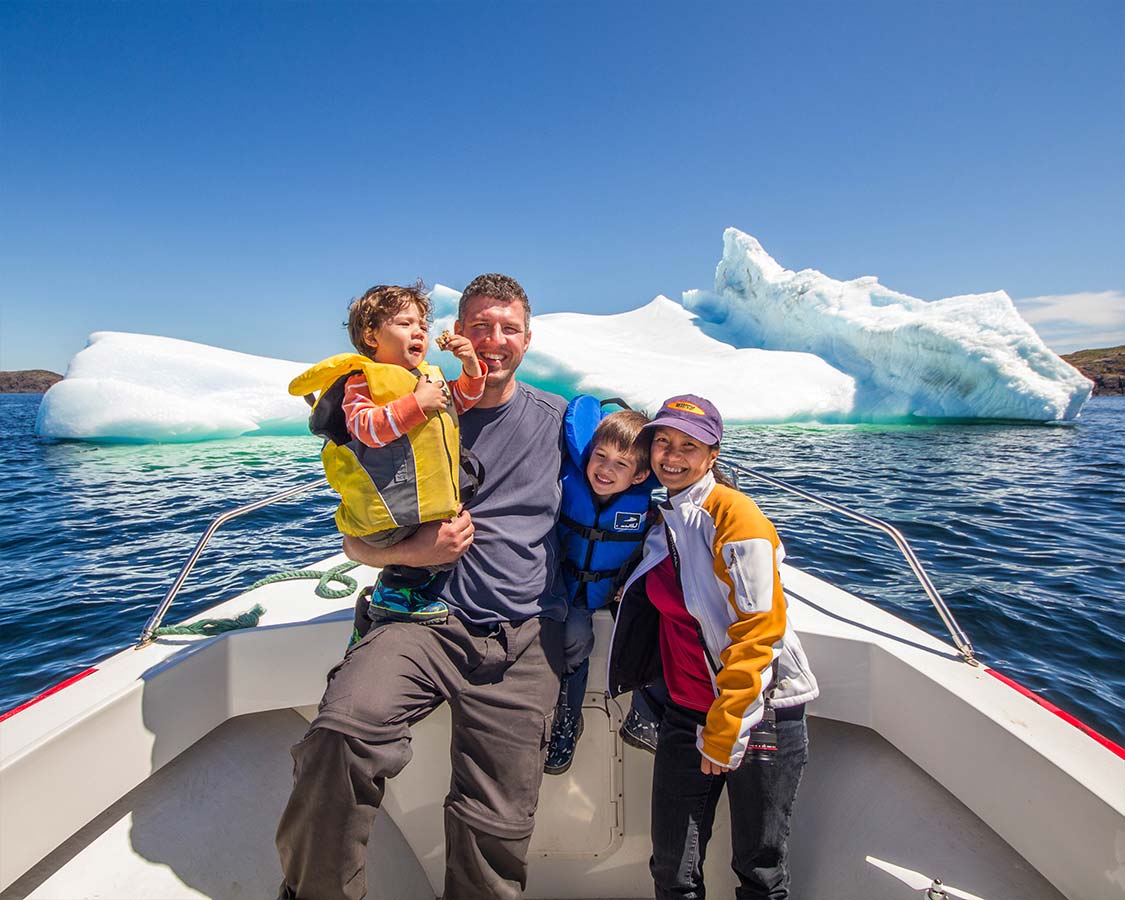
[592,410,651,472]
[346,282,431,358]
[458,273,531,331]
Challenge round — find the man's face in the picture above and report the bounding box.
[455,295,531,402]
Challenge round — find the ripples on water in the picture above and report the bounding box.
[2,395,1122,746]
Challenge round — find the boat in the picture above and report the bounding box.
[2,464,1122,900]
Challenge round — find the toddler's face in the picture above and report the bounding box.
[365,304,429,369]
[586,441,649,498]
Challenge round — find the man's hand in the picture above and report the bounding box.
[342,509,474,569]
[701,757,730,776]
[443,333,483,378]
[422,509,475,564]
[414,373,450,413]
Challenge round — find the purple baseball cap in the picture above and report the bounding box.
[643,394,723,445]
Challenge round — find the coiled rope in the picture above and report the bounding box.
[151,561,361,637]
[246,561,361,599]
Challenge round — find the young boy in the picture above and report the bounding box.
[545,399,661,773]
[289,283,485,629]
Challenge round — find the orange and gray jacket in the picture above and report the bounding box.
[288,353,461,537]
[607,470,819,769]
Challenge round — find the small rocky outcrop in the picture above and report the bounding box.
[1061,346,1125,396]
[0,370,63,394]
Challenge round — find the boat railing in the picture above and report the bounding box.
[138,464,977,665]
[136,478,329,647]
[722,460,977,665]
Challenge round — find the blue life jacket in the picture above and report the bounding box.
[559,395,656,610]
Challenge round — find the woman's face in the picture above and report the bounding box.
[649,426,720,495]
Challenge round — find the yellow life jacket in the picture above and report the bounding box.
[288,353,460,537]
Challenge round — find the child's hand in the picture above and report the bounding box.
[414,374,450,413]
[443,334,483,378]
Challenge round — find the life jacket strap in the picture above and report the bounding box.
[563,560,624,583]
[460,449,486,503]
[559,513,645,543]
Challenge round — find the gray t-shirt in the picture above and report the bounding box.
[432,381,568,625]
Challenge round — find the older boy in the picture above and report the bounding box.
[545,404,655,773]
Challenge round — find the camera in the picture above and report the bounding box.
[746,705,777,765]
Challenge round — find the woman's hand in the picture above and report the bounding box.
[700,757,730,775]
[443,333,483,378]
[414,373,450,413]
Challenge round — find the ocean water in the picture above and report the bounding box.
[2,394,1122,746]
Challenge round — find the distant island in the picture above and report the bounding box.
[1062,346,1125,396]
[0,370,63,393]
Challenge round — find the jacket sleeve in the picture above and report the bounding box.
[698,492,788,770]
[342,374,427,448]
[449,361,488,414]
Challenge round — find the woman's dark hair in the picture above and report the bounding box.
[711,447,737,488]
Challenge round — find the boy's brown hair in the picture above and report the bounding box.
[346,281,432,358]
[591,410,651,473]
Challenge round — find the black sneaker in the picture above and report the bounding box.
[620,706,659,754]
[544,709,584,775]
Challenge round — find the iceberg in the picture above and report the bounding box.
[429,293,856,423]
[36,230,1092,442]
[35,332,311,442]
[684,229,1092,421]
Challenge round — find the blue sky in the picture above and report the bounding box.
[2,0,1123,373]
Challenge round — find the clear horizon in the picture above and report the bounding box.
[2,0,1123,373]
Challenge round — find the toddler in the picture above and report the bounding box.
[289,283,485,630]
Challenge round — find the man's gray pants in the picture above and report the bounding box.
[276,614,564,900]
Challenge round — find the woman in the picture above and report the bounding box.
[607,394,819,900]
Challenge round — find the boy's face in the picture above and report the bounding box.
[364,303,429,369]
[586,441,649,499]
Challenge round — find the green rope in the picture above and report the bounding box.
[152,561,362,638]
[247,561,361,599]
[153,603,267,636]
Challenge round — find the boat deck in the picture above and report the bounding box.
[1,554,1120,899]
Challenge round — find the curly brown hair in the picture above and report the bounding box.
[346,281,432,358]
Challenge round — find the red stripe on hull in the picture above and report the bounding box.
[0,668,98,723]
[986,667,1125,760]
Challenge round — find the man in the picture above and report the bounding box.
[276,274,568,900]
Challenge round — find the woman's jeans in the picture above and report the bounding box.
[650,701,808,900]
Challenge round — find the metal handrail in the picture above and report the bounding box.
[722,460,978,666]
[137,478,330,647]
[137,463,976,663]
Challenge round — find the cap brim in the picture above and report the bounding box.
[643,415,721,445]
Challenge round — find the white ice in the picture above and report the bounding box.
[36,230,1092,442]
[35,332,310,442]
[683,229,1092,422]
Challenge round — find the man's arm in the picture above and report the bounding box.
[342,509,475,569]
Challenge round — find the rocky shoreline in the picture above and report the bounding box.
[1062,346,1125,396]
[0,370,63,394]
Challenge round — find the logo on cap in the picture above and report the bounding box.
[667,400,706,416]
